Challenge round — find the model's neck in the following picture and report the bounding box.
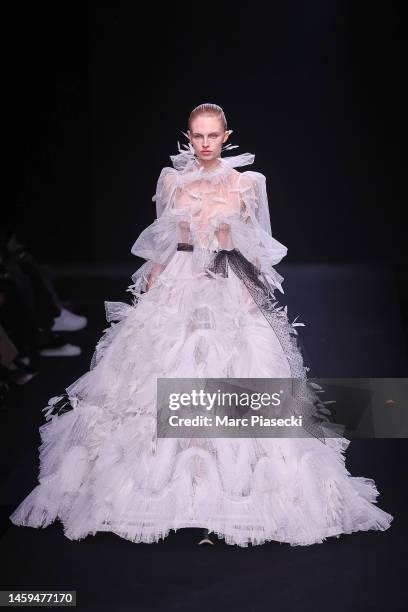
[197,158,221,172]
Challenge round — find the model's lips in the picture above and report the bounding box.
[201,151,212,154]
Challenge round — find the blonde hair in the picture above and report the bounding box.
[188,103,228,131]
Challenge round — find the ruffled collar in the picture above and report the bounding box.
[169,134,255,181]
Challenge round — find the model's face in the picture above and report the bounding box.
[188,115,229,163]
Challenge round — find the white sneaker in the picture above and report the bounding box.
[39,343,82,357]
[52,308,88,332]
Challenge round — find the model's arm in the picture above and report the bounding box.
[214,218,261,275]
[146,262,165,291]
[235,172,287,276]
[131,168,180,293]
[241,204,261,271]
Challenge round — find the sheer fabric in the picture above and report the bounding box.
[130,147,286,294]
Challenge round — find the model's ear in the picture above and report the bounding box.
[223,129,233,142]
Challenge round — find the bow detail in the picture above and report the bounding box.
[206,248,264,288]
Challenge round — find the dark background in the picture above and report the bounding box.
[7,2,405,266]
[2,4,407,610]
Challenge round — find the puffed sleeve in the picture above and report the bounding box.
[231,171,288,293]
[130,167,179,292]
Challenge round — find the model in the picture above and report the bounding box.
[10,103,394,547]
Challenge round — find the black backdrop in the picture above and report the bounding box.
[3,7,408,610]
[6,2,405,268]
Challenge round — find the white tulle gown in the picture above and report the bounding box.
[10,141,394,547]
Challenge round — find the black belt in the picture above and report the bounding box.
[177,243,194,251]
